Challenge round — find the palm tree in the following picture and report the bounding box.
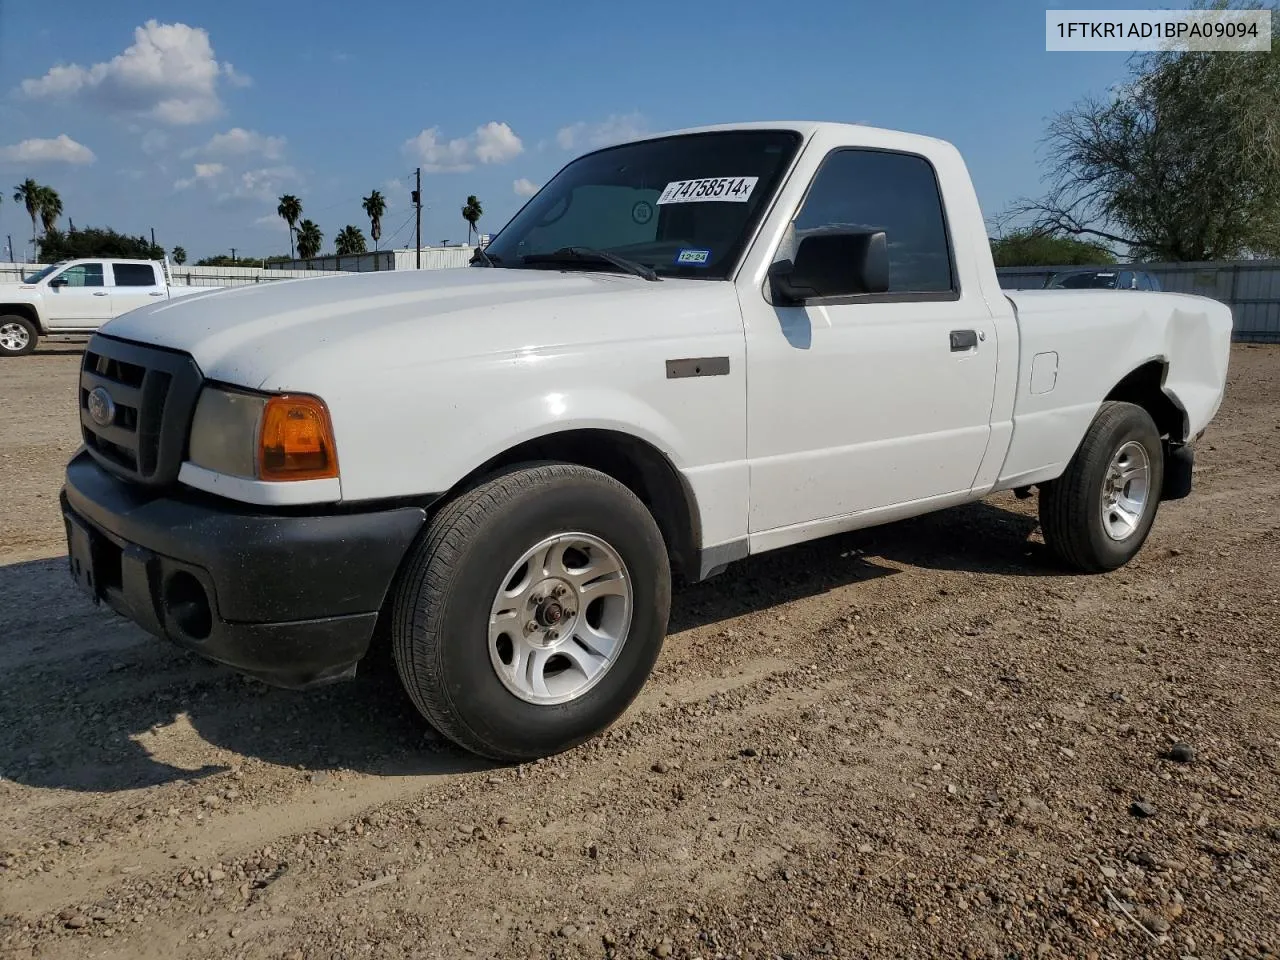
[13,179,42,249]
[461,195,483,245]
[38,185,63,235]
[172,246,187,266]
[334,225,367,256]
[361,190,385,252]
[277,194,302,259]
[295,219,323,260]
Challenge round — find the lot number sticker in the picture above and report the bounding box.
[657,176,758,204]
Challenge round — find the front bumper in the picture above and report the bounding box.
[62,450,427,688]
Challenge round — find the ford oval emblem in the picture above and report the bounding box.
[87,386,116,427]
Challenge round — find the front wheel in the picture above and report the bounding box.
[0,316,38,357]
[1039,401,1164,572]
[391,463,671,761]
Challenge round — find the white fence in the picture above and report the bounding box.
[266,246,476,273]
[0,262,347,288]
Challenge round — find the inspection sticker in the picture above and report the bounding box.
[675,248,711,265]
[656,176,758,205]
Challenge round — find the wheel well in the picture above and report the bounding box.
[1105,361,1187,442]
[452,430,701,579]
[0,304,42,334]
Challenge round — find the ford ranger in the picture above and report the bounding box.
[60,122,1233,761]
[0,258,207,356]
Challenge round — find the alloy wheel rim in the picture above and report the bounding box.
[1100,440,1151,541]
[0,322,29,352]
[488,532,632,705]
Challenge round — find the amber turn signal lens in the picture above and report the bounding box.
[257,394,339,481]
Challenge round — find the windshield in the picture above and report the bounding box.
[1050,271,1119,289]
[21,263,64,284]
[483,130,803,280]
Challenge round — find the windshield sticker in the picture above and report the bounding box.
[656,176,758,205]
[631,200,654,224]
[675,248,711,266]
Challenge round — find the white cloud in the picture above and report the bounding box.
[19,20,247,125]
[216,165,300,206]
[186,127,285,160]
[173,160,225,190]
[253,213,289,232]
[0,134,96,165]
[403,121,524,172]
[513,177,539,197]
[474,121,523,164]
[556,113,648,152]
[140,129,169,155]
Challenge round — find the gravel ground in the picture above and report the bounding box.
[1,343,1277,960]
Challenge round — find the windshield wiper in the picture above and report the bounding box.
[521,246,660,282]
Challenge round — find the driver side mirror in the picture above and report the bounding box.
[49,276,67,288]
[769,229,889,305]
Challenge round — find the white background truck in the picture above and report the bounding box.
[60,122,1232,761]
[0,258,206,356]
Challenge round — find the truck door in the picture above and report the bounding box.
[44,262,111,329]
[742,148,998,536]
[110,262,164,315]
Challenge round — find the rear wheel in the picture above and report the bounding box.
[1039,401,1164,572]
[0,316,37,357]
[391,463,671,761]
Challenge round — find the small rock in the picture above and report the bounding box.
[740,747,758,758]
[559,924,577,938]
[1131,799,1158,818]
[1168,743,1196,763]
[208,868,226,882]
[1147,916,1171,934]
[602,931,618,948]
[306,772,329,785]
[656,938,674,958]
[201,795,221,808]
[64,915,89,930]
[587,843,599,860]
[1101,866,1118,879]
[857,843,874,854]
[651,760,669,774]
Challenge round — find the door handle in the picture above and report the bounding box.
[950,329,979,351]
[148,292,164,296]
[92,291,108,297]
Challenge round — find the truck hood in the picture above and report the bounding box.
[102,267,730,389]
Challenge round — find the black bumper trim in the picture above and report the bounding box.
[62,451,427,688]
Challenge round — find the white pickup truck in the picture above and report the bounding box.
[0,258,206,356]
[61,122,1232,761]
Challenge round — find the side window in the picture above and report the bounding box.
[54,263,104,287]
[792,149,955,294]
[112,264,158,287]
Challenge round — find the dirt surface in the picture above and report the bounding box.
[1,343,1277,960]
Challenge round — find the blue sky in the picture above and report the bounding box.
[0,1,1132,261]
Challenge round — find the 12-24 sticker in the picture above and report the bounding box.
[657,176,758,205]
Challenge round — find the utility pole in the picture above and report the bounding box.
[230,247,237,263]
[5,235,12,262]
[411,168,423,269]
[150,226,156,250]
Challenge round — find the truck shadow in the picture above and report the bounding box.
[0,497,1047,794]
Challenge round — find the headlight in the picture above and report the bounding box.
[188,387,339,482]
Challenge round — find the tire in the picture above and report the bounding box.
[0,315,38,357]
[1039,401,1164,572]
[391,463,671,761]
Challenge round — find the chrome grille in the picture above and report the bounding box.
[79,335,203,487]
